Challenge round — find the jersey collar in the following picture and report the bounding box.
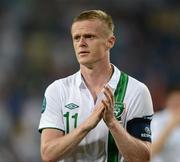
[76,64,121,92]
[107,64,121,92]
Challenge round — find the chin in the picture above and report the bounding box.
[78,60,94,68]
[78,58,90,65]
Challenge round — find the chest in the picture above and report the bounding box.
[61,87,106,133]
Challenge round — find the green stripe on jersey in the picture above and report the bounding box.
[108,71,128,162]
[108,133,119,162]
[114,71,128,103]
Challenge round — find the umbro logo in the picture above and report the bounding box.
[65,103,79,110]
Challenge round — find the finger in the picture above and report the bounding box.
[93,104,105,118]
[94,102,105,111]
[104,85,114,102]
[103,90,112,108]
[103,85,114,107]
[102,99,108,110]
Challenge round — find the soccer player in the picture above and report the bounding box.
[151,86,180,162]
[39,10,153,162]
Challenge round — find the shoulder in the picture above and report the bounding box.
[48,72,79,88]
[124,73,153,117]
[126,74,150,96]
[126,74,152,106]
[45,72,79,95]
[114,66,150,99]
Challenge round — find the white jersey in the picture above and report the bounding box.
[151,110,180,162]
[39,65,153,162]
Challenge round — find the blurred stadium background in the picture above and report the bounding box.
[0,0,179,161]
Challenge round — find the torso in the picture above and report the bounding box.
[39,65,153,162]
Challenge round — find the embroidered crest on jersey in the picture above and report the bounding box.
[65,103,79,110]
[41,97,46,113]
[114,102,125,120]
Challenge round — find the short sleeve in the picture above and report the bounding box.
[38,81,65,133]
[125,82,154,141]
[126,82,154,121]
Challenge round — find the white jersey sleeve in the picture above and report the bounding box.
[38,80,65,132]
[125,77,153,120]
[124,77,154,142]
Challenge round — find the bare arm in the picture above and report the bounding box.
[108,118,151,162]
[41,102,104,162]
[102,85,151,162]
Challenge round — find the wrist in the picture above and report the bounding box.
[79,116,97,133]
[79,123,92,134]
[106,117,119,129]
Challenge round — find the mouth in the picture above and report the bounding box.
[78,51,90,56]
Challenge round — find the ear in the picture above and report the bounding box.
[106,35,116,49]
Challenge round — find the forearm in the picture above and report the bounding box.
[41,104,104,162]
[108,119,151,162]
[41,124,89,162]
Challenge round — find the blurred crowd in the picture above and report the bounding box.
[0,0,179,161]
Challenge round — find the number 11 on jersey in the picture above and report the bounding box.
[63,112,78,133]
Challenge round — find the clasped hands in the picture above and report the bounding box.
[85,85,116,131]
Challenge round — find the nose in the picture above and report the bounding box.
[79,37,87,47]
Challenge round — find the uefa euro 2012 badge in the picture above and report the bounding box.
[114,102,125,121]
[41,97,46,113]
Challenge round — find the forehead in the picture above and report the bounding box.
[71,19,105,35]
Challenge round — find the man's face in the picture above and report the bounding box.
[71,19,114,67]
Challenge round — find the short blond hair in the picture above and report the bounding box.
[72,10,114,34]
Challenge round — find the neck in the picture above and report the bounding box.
[80,63,113,101]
